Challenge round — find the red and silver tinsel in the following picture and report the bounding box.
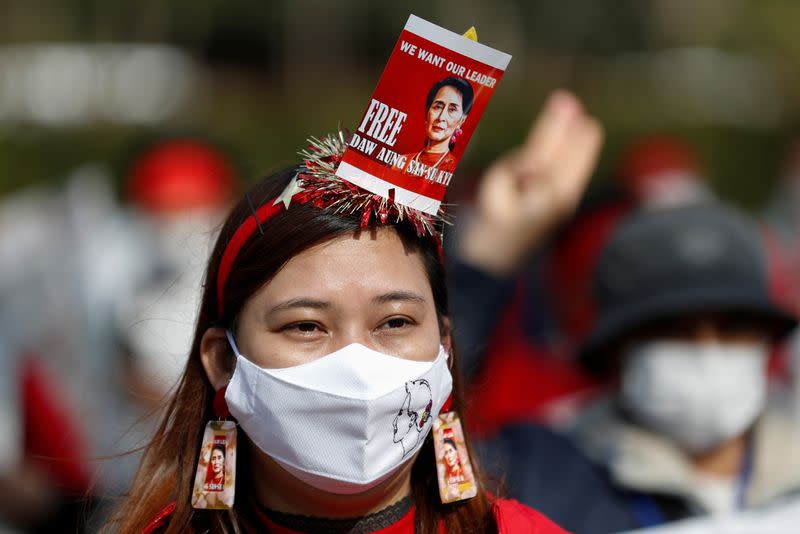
[293,130,446,238]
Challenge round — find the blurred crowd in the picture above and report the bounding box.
[0,138,239,532]
[446,122,800,533]
[3,125,800,533]
[3,3,800,534]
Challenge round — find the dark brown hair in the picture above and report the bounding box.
[107,167,498,533]
[426,77,475,115]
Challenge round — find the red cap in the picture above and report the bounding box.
[127,139,237,213]
[617,135,703,198]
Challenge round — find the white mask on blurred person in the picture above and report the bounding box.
[620,340,768,453]
[224,332,453,494]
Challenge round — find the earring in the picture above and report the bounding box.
[191,385,237,510]
[433,391,478,503]
[449,128,464,149]
[213,385,231,418]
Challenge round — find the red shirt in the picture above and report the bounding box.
[143,498,567,534]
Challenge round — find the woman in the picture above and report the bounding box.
[109,84,603,532]
[107,145,566,532]
[396,77,473,177]
[442,439,464,486]
[205,444,225,491]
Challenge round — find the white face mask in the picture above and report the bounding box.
[224,332,453,494]
[620,340,768,453]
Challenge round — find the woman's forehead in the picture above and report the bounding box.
[255,228,432,305]
[434,85,462,103]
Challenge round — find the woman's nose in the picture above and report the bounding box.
[332,328,373,351]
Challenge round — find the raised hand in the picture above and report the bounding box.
[459,90,604,275]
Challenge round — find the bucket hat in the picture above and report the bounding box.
[579,202,797,372]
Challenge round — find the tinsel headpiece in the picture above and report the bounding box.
[290,130,442,237]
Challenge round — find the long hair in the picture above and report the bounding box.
[107,167,498,533]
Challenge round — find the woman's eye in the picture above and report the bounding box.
[283,322,322,334]
[382,317,413,330]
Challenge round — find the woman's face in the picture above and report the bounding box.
[443,442,459,468]
[234,227,445,368]
[211,449,225,475]
[425,85,466,146]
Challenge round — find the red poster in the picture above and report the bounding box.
[335,15,511,215]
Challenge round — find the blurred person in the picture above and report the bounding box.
[103,108,589,532]
[0,146,238,530]
[477,202,800,533]
[119,138,239,403]
[53,141,240,526]
[449,134,710,433]
[396,77,473,176]
[0,187,95,532]
[614,135,709,209]
[544,135,712,370]
[568,203,800,528]
[444,95,647,533]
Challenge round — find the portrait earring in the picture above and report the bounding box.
[432,354,477,503]
[450,127,463,147]
[191,385,238,510]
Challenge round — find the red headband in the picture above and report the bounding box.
[215,195,447,320]
[216,198,282,318]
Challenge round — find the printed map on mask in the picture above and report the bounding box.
[335,14,511,215]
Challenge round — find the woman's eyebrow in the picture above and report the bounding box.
[372,291,426,305]
[268,298,331,315]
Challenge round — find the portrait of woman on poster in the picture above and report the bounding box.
[396,77,474,176]
[204,444,225,492]
[442,437,465,486]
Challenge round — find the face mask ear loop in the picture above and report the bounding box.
[219,330,243,423]
[225,329,243,358]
